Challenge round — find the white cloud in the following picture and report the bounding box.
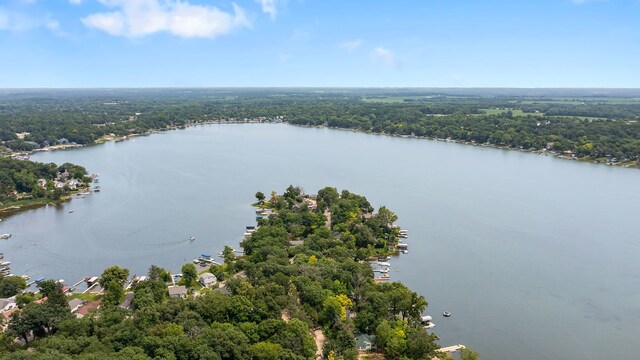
[69,0,83,5]
[372,47,398,69]
[255,0,287,20]
[82,0,251,38]
[0,9,64,35]
[46,17,67,36]
[0,9,37,31]
[340,39,363,52]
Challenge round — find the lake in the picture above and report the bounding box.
[2,124,639,360]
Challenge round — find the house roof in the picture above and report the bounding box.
[68,298,84,310]
[2,307,18,320]
[199,273,217,281]
[0,298,16,310]
[168,285,187,296]
[356,334,376,349]
[76,300,102,316]
[119,293,134,308]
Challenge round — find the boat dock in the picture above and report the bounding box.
[435,344,466,353]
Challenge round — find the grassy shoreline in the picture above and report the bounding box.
[0,196,72,219]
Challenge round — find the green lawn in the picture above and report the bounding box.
[546,115,608,121]
[67,293,101,301]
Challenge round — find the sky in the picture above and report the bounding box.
[0,0,639,88]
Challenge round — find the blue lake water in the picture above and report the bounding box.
[1,124,639,359]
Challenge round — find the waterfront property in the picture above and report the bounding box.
[198,273,217,288]
[168,285,187,298]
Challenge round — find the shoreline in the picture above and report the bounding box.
[0,195,73,219]
[18,119,639,170]
[289,123,640,169]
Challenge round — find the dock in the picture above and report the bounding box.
[435,344,466,353]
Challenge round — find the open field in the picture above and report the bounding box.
[476,108,544,117]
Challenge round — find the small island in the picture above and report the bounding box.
[0,186,475,360]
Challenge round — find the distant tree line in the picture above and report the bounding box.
[1,89,639,161]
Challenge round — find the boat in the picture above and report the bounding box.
[421,315,433,324]
[0,234,11,240]
[443,311,451,317]
[35,277,46,283]
[377,261,391,267]
[69,210,74,213]
[373,268,389,273]
[397,243,408,250]
[188,236,196,241]
[0,261,10,266]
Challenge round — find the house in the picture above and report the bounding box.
[37,179,47,188]
[76,300,101,318]
[198,273,217,288]
[67,179,80,190]
[0,297,17,313]
[168,285,187,298]
[356,334,376,351]
[68,298,85,313]
[1,306,19,324]
[119,293,135,309]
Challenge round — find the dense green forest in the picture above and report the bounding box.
[0,158,90,205]
[0,186,442,360]
[1,88,639,164]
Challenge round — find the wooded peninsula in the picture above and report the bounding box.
[0,186,475,360]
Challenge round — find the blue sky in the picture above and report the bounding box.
[0,0,638,87]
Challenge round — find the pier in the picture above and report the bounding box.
[435,344,466,353]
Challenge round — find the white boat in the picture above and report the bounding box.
[0,234,11,240]
[443,311,451,317]
[189,236,196,241]
[0,261,10,267]
[377,261,391,267]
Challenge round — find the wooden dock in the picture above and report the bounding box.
[435,344,466,353]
